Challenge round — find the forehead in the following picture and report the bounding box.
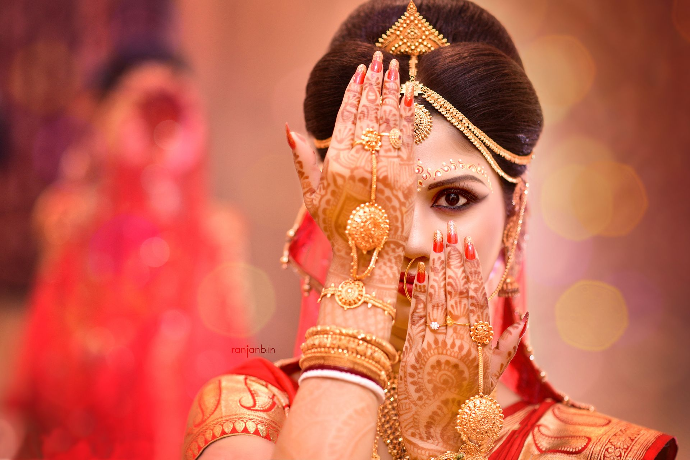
[413,114,487,166]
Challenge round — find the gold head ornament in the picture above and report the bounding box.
[375,0,534,184]
[376,0,448,79]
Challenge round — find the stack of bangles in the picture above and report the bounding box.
[298,326,398,404]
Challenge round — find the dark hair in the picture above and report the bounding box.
[91,43,187,99]
[303,0,542,210]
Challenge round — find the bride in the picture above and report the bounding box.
[183,1,677,459]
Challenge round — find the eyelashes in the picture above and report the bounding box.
[431,187,482,211]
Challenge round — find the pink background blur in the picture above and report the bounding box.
[1,0,688,450]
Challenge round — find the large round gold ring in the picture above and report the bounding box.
[381,128,402,149]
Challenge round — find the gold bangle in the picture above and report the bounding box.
[299,352,389,387]
[305,326,398,363]
[300,347,391,379]
[318,281,396,319]
[300,335,392,373]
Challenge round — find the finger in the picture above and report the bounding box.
[354,51,384,141]
[426,230,446,336]
[463,236,490,326]
[444,221,469,340]
[329,64,366,152]
[399,81,415,163]
[490,313,529,386]
[287,124,321,213]
[407,261,428,343]
[379,59,400,151]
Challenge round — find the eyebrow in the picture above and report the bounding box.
[427,174,488,191]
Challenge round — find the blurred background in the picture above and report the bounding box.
[0,0,688,458]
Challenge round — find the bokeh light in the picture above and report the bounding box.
[589,161,647,237]
[540,159,647,240]
[541,164,613,240]
[673,0,690,43]
[139,236,170,267]
[522,35,596,124]
[555,280,628,351]
[197,262,275,337]
[538,135,614,172]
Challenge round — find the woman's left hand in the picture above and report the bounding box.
[396,222,529,459]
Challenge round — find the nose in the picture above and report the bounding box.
[404,203,430,261]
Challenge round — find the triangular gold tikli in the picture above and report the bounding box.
[376,1,449,78]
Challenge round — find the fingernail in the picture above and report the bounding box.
[416,261,426,283]
[354,64,366,85]
[387,59,399,81]
[447,221,458,245]
[433,230,444,253]
[464,236,476,260]
[520,312,530,337]
[404,82,414,107]
[285,122,296,150]
[371,51,383,72]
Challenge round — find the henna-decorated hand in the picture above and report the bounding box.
[286,52,416,337]
[287,52,416,289]
[397,222,529,459]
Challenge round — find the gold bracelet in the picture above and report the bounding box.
[305,326,398,362]
[318,280,396,319]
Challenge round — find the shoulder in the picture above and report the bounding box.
[183,357,300,460]
[496,400,677,460]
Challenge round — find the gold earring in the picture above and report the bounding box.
[490,178,528,300]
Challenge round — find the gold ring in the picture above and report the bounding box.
[352,128,402,152]
[446,315,470,328]
[381,128,402,149]
[428,316,471,331]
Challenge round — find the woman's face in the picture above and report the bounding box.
[391,114,507,345]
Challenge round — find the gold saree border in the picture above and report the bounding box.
[183,374,290,460]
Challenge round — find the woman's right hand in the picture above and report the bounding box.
[287,52,416,336]
[287,51,416,290]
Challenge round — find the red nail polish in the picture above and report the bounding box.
[285,122,296,150]
[404,83,414,107]
[354,64,366,85]
[433,230,444,253]
[520,312,529,337]
[447,221,458,245]
[387,60,399,81]
[416,262,426,283]
[464,236,476,260]
[371,51,383,72]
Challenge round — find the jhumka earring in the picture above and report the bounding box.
[492,178,528,300]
